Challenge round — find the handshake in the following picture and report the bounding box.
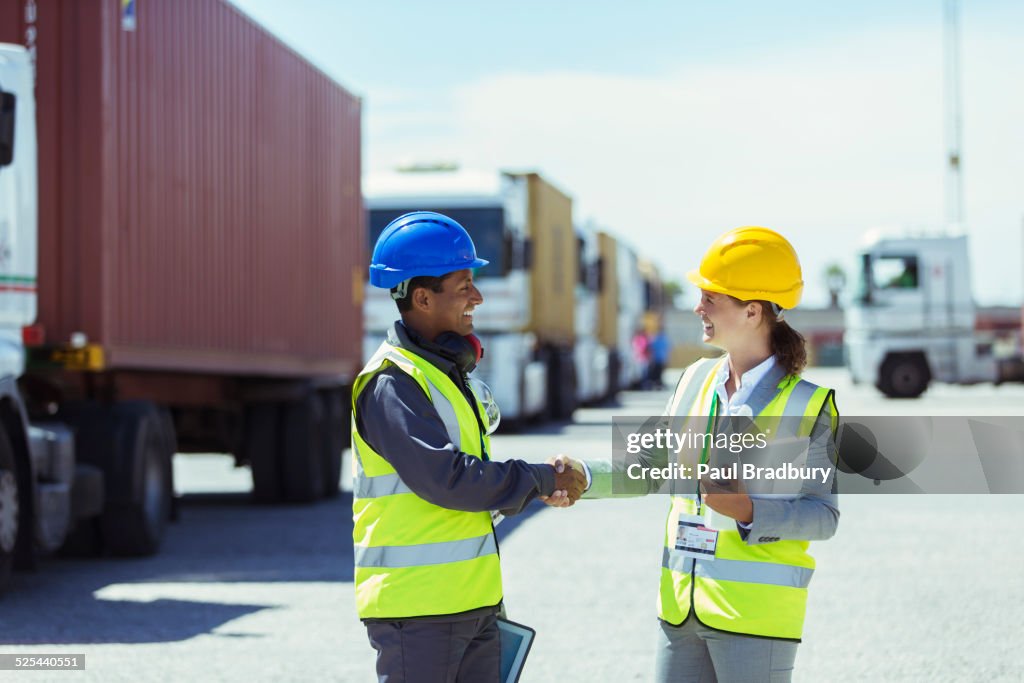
[542,455,588,508]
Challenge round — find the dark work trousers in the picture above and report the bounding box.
[365,613,500,683]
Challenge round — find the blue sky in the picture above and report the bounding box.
[229,0,1023,308]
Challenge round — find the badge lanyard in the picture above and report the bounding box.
[695,391,720,513]
[674,390,721,561]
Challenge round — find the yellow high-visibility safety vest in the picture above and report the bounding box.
[658,357,837,641]
[352,341,500,620]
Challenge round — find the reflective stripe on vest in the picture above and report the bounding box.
[356,534,498,568]
[352,463,412,499]
[666,357,722,418]
[658,357,833,640]
[782,378,819,416]
[360,343,464,450]
[352,341,500,619]
[662,547,814,588]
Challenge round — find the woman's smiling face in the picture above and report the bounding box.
[693,289,753,350]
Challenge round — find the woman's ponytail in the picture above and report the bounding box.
[725,296,808,376]
[766,310,807,376]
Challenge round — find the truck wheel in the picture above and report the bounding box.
[59,518,102,558]
[320,390,348,499]
[878,355,930,399]
[101,403,175,556]
[57,401,173,556]
[558,349,578,419]
[245,403,284,503]
[607,350,622,401]
[55,401,107,556]
[0,426,21,593]
[281,394,325,503]
[546,348,577,420]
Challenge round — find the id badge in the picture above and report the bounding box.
[675,513,718,560]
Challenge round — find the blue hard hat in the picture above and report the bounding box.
[369,211,489,289]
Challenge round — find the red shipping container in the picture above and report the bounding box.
[0,0,363,381]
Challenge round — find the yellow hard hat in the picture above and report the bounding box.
[686,226,803,309]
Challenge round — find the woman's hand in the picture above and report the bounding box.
[702,493,753,523]
[700,478,754,523]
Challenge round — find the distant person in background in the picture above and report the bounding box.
[632,328,650,389]
[647,326,671,389]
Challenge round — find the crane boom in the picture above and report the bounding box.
[944,0,964,228]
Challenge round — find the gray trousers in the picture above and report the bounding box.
[365,613,500,683]
[655,618,799,683]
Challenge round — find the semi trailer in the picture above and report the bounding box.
[0,0,362,594]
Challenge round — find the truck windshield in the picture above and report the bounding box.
[873,255,919,290]
[0,90,14,167]
[857,253,920,303]
[368,207,506,278]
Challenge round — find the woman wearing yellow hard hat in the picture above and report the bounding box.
[652,226,840,681]
[554,226,840,682]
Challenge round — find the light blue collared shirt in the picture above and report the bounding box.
[711,354,778,530]
[713,355,777,417]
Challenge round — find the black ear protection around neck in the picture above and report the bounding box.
[429,332,482,375]
[406,326,485,375]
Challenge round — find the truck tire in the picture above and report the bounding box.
[59,518,102,558]
[878,354,930,399]
[607,350,622,401]
[546,348,577,420]
[559,349,578,419]
[320,390,349,499]
[157,409,180,522]
[58,401,174,556]
[281,394,325,503]
[100,403,175,556]
[55,402,107,557]
[245,403,284,503]
[0,426,22,594]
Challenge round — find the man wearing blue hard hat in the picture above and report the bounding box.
[353,211,586,682]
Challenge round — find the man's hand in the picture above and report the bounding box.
[700,477,753,523]
[541,455,587,508]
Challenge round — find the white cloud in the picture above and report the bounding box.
[367,25,1023,307]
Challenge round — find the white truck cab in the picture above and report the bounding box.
[845,231,1000,397]
[0,44,85,592]
[573,223,609,404]
[363,167,549,422]
[0,44,38,383]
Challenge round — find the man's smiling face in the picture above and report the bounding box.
[426,269,483,338]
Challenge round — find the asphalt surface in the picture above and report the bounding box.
[1,368,1023,681]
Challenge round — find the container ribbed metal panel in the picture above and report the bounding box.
[1,0,363,378]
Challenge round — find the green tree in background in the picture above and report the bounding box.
[663,280,684,309]
[824,263,847,309]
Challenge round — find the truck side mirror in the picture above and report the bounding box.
[0,91,15,167]
[508,235,531,271]
[502,232,516,274]
[520,238,533,270]
[857,253,873,305]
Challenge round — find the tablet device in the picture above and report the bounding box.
[497,617,535,683]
